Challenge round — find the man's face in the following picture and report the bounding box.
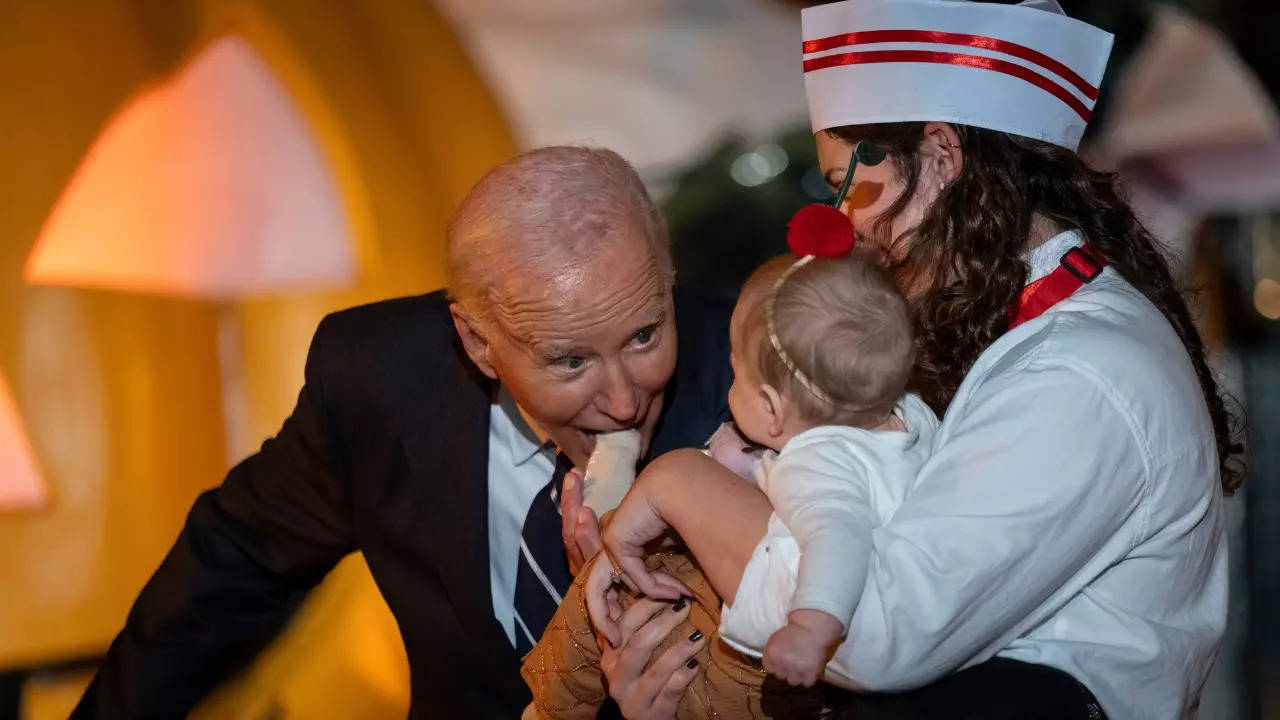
[484,237,676,468]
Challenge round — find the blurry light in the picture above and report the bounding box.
[25,35,356,299]
[801,165,835,201]
[0,371,44,512]
[1254,277,1280,320]
[730,143,788,187]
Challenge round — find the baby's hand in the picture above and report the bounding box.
[600,484,689,602]
[761,609,844,687]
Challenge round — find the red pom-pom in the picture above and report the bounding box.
[786,204,856,258]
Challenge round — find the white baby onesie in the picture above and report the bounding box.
[719,393,938,657]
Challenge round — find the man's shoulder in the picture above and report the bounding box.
[318,290,451,345]
[647,288,734,459]
[672,286,733,337]
[306,290,470,388]
[670,286,732,382]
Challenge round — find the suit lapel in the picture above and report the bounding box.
[397,315,524,690]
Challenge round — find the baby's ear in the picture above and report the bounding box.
[759,384,788,438]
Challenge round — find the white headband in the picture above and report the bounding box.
[766,255,832,405]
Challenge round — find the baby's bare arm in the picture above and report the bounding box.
[633,449,773,602]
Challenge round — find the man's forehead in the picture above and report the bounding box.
[493,256,669,349]
[493,233,660,300]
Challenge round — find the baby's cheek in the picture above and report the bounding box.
[727,381,746,420]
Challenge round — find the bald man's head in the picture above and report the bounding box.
[446,146,673,332]
[445,147,678,467]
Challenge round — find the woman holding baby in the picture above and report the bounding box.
[540,1,1239,718]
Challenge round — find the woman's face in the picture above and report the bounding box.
[814,131,946,269]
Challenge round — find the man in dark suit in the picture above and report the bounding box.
[74,146,732,718]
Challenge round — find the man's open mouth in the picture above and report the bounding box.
[574,422,643,456]
[576,428,601,455]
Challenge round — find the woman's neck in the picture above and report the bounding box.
[1023,212,1063,254]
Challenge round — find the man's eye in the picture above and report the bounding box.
[561,356,584,370]
[634,327,655,345]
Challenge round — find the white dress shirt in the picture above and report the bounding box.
[719,394,938,651]
[486,386,556,649]
[734,230,1227,719]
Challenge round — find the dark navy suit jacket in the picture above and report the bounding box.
[74,288,733,719]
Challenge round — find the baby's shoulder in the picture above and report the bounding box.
[775,424,905,473]
[767,426,918,515]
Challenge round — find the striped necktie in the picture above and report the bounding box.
[512,452,574,655]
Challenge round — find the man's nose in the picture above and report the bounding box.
[597,364,640,425]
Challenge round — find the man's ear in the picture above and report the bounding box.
[449,303,498,379]
[920,121,963,185]
[759,383,789,438]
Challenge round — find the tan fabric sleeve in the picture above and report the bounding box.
[522,551,799,719]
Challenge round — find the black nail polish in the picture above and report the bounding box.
[686,658,699,669]
[671,597,687,612]
[688,629,704,642]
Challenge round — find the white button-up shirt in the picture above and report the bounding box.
[812,230,1227,719]
[486,387,556,649]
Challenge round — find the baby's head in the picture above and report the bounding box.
[728,251,913,450]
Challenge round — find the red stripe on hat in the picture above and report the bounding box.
[803,49,1092,122]
[803,30,1098,101]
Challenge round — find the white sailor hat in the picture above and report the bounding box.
[801,0,1114,151]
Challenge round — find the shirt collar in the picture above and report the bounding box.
[495,385,554,467]
[1022,229,1086,285]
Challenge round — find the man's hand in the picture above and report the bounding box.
[561,468,602,575]
[761,609,844,687]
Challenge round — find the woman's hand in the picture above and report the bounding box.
[597,595,706,719]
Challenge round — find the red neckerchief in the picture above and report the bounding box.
[1009,245,1105,330]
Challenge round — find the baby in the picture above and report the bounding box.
[521,250,938,718]
[711,248,938,685]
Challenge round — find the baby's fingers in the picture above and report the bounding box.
[613,554,682,601]
[649,570,693,599]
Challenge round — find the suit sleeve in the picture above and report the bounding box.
[74,317,357,718]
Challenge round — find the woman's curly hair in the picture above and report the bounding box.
[831,122,1244,494]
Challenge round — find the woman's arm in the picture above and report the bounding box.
[824,363,1149,692]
